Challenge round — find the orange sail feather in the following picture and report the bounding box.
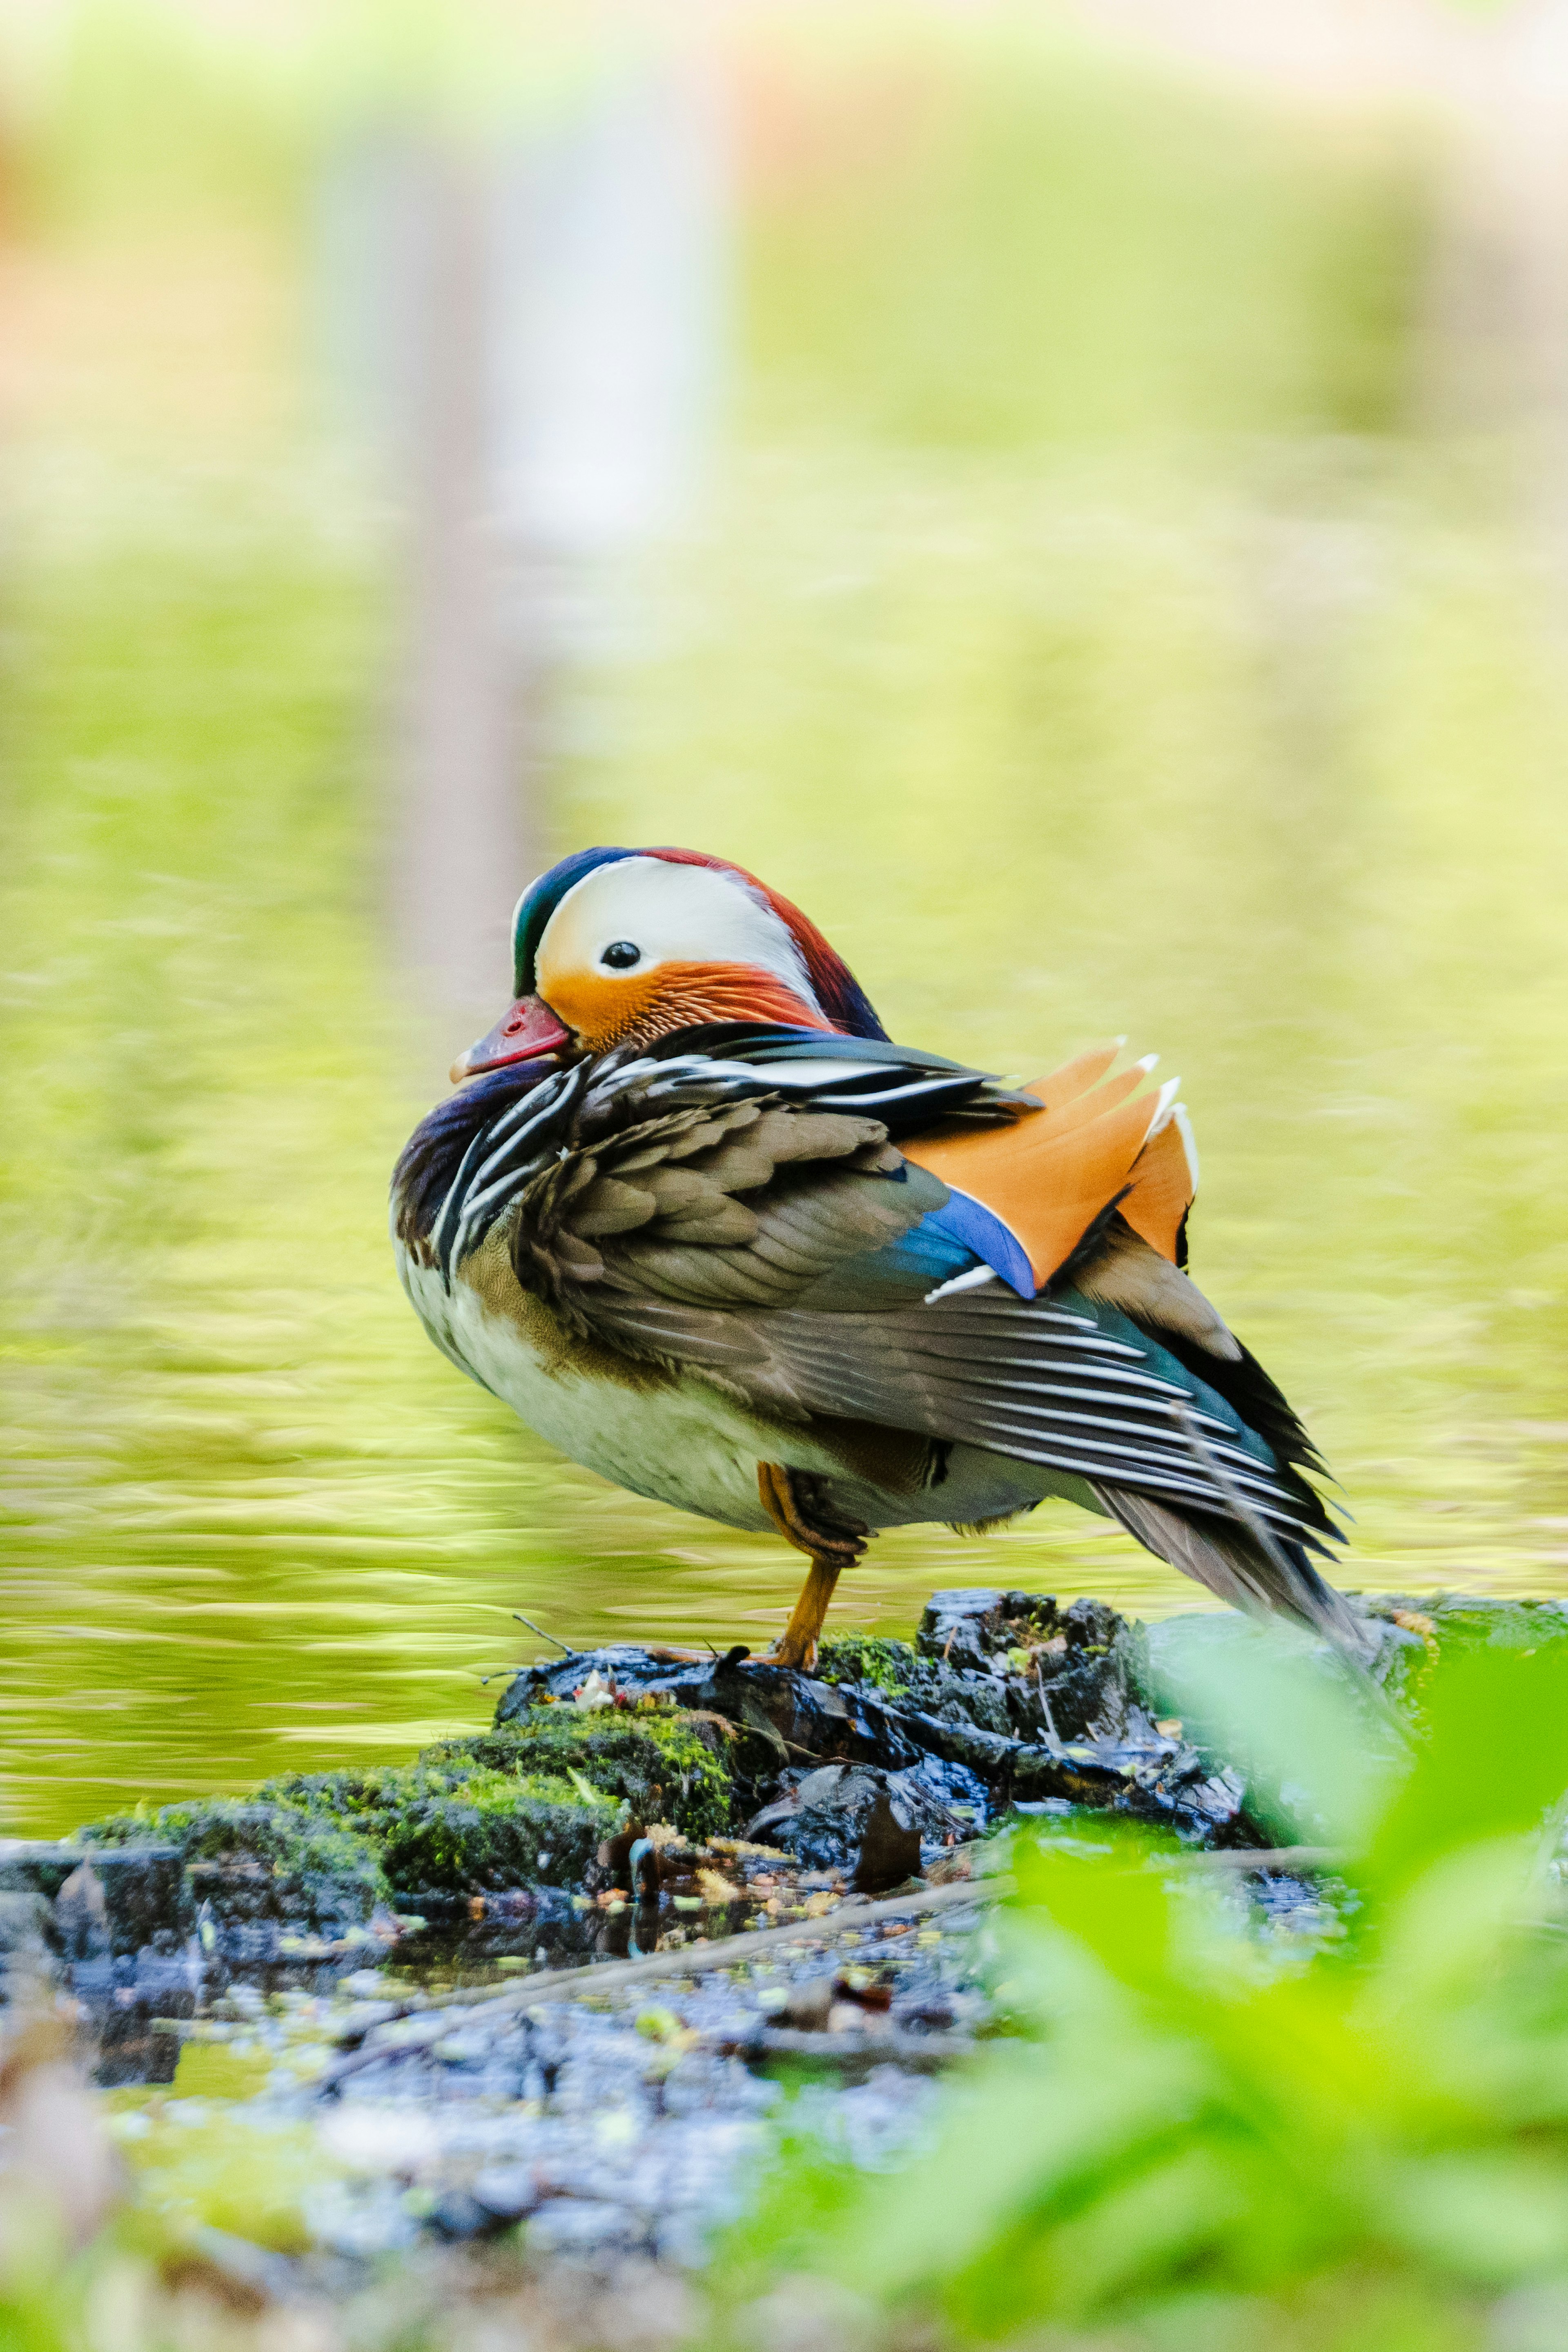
[904,1048,1194,1290]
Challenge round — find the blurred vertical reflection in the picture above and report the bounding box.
[318,49,728,1053]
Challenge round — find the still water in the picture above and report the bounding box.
[4,440,1566,1840]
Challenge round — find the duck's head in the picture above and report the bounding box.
[451,846,888,1082]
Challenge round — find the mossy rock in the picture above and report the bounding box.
[81,1800,384,1936]
[1362,1594,1568,1654]
[78,1693,737,1916]
[815,1635,917,1699]
[262,1757,619,1900]
[431,1700,734,1844]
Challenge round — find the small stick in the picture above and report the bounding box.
[315,1878,1003,2093]
[1175,1844,1348,1873]
[512,1614,577,1656]
[313,1842,1354,2096]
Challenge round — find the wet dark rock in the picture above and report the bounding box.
[828,1594,1140,1751]
[80,1803,383,1945]
[428,2191,497,2242]
[0,1841,187,1957]
[527,2200,647,2256]
[895,1991,958,2033]
[851,1792,923,1893]
[744,1763,961,1882]
[918,1589,1041,1674]
[0,1844,204,2080]
[1011,1739,1250,1841]
[498,1644,680,1706]
[93,1988,189,2088]
[900,1750,992,1827]
[0,1891,56,2011]
[889,1707,1018,1783]
[26,1583,1559,2100]
[726,1661,922,1775]
[0,1890,53,1959]
[54,1859,111,1960]
[488,1601,1251,1849]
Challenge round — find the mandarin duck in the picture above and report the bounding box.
[391,846,1359,1669]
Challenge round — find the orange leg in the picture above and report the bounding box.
[757,1462,868,1671]
[773,1555,844,1673]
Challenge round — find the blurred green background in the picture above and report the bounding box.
[2,2,1566,1836]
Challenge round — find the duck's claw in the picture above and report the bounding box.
[756,1463,868,1564]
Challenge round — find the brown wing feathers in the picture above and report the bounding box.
[510,1092,945,1314]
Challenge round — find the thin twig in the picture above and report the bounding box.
[1175,1844,1348,1873]
[313,1840,1359,2096]
[512,1614,577,1656]
[314,1878,1002,2093]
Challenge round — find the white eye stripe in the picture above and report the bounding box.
[537,856,820,1009]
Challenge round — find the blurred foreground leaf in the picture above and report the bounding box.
[718,1637,1568,2348]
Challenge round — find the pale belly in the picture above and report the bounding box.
[397,1250,1087,1538]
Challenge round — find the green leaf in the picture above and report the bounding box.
[1384,2150,1568,2283]
[1364,1648,1568,1906]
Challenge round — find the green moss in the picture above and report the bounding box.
[434,1703,735,1844]
[1381,1595,1568,1653]
[815,1635,917,1700]
[81,1798,384,1933]
[262,1757,619,1899]
[74,1705,735,1914]
[382,1784,613,1899]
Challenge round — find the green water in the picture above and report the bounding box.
[3,30,1566,1837]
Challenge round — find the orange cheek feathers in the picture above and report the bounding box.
[541,969,663,1050]
[540,961,836,1053]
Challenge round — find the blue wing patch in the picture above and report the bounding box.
[916,1191,1036,1300]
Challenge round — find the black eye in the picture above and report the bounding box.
[601,940,641,971]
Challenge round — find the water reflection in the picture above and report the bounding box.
[4,454,1566,1838]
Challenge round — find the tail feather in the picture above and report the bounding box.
[1092,1481,1371,1662]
